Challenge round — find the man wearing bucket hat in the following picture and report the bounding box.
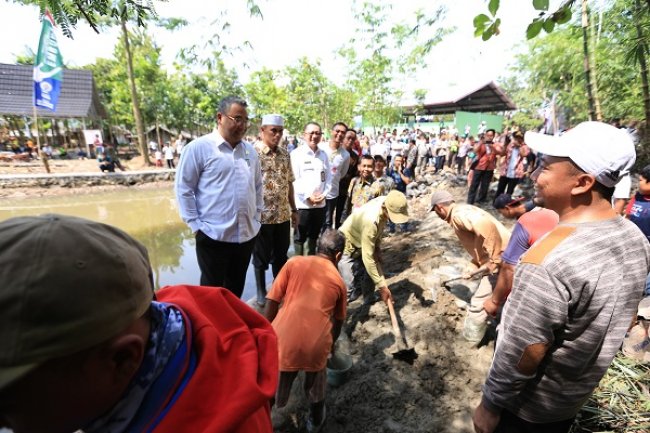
[253,114,297,308]
[430,190,511,344]
[473,122,650,433]
[264,229,347,433]
[338,190,409,303]
[0,214,278,433]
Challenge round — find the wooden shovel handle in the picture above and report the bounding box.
[387,298,402,339]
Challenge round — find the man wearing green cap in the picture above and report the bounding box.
[338,190,409,303]
[0,214,278,433]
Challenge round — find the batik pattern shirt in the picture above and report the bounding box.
[256,143,295,224]
[347,175,384,213]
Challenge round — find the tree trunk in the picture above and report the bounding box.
[589,3,603,121]
[121,16,150,164]
[581,0,597,121]
[637,0,650,153]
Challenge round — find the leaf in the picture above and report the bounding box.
[554,7,573,24]
[533,0,549,11]
[488,0,500,17]
[473,14,491,28]
[526,20,543,39]
[543,18,555,33]
[482,27,494,41]
[474,26,485,38]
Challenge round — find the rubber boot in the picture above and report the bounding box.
[294,242,304,256]
[306,238,317,256]
[306,401,326,433]
[254,268,266,307]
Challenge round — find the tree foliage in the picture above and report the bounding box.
[503,0,646,128]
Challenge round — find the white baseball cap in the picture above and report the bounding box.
[261,114,284,127]
[525,121,636,188]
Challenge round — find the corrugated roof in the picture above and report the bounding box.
[0,63,106,119]
[401,81,516,115]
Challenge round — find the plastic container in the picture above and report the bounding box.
[326,352,353,387]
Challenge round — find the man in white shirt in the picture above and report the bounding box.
[290,122,331,256]
[320,122,350,231]
[175,96,263,298]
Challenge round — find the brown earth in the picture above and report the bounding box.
[272,185,503,433]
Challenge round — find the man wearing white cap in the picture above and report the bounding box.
[473,122,650,433]
[252,114,297,308]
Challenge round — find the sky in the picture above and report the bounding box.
[0,0,557,101]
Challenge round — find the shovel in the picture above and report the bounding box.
[441,269,489,304]
[386,298,418,364]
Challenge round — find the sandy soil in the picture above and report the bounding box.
[272,185,501,433]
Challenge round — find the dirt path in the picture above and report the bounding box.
[273,185,502,433]
[0,156,170,199]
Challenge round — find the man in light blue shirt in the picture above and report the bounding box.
[175,96,263,298]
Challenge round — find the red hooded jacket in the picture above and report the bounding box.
[154,285,278,433]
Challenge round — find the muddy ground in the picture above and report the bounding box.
[272,185,511,433]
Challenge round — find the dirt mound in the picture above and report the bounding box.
[272,186,497,433]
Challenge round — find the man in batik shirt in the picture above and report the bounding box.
[253,114,297,307]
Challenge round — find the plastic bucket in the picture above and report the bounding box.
[326,352,353,387]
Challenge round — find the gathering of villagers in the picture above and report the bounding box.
[1,95,649,433]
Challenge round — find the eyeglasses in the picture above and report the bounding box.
[333,129,347,135]
[224,115,251,126]
[305,131,322,136]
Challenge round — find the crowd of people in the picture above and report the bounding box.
[2,95,649,433]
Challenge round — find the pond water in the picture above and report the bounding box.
[0,187,268,301]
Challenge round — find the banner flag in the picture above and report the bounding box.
[34,10,63,111]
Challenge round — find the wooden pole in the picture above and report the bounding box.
[33,106,50,173]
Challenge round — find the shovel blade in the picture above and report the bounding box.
[392,348,418,364]
[445,284,473,304]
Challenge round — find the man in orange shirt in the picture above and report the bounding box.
[264,229,347,432]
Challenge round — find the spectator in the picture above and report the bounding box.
[175,96,262,298]
[474,121,650,433]
[253,114,297,308]
[0,214,277,433]
[494,130,530,197]
[291,122,330,256]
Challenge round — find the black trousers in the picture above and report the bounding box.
[323,198,338,231]
[467,169,494,204]
[496,176,521,197]
[494,410,574,433]
[194,231,255,298]
[334,193,348,228]
[252,221,290,277]
[295,208,326,244]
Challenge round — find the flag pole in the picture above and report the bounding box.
[33,105,50,173]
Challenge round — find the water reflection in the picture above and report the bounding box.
[0,187,264,301]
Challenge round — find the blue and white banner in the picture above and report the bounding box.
[34,10,63,111]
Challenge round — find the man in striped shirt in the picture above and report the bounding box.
[473,122,650,433]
